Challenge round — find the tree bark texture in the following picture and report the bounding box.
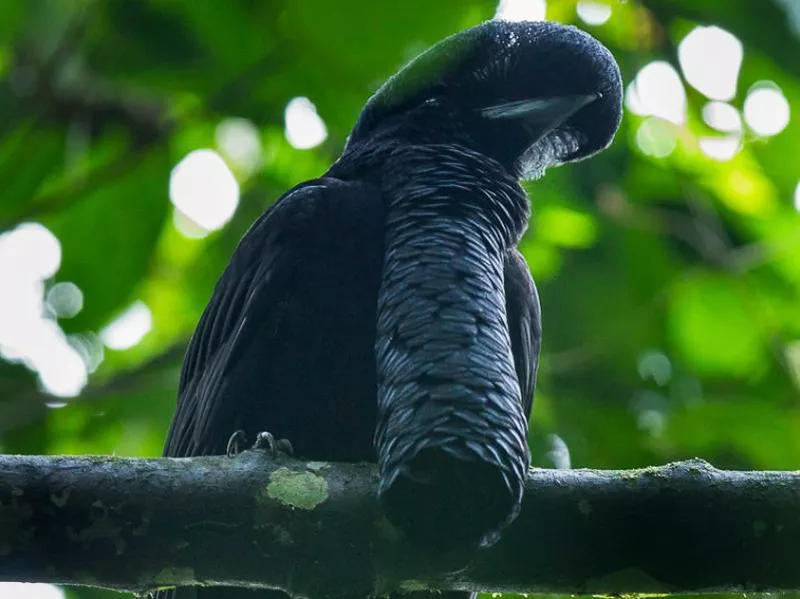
[1,453,798,597]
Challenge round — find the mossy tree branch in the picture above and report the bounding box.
[1,453,799,597]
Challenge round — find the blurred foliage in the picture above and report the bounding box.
[0,1,799,598]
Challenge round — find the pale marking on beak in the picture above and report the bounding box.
[480,93,600,122]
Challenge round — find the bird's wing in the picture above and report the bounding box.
[504,248,542,418]
[164,181,330,458]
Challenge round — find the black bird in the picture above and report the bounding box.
[161,18,622,599]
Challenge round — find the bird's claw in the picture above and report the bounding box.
[253,431,294,458]
[226,430,293,458]
[226,429,247,457]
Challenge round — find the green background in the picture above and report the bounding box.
[0,1,799,598]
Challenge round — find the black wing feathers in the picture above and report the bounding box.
[504,248,541,418]
[164,178,387,460]
[165,182,329,457]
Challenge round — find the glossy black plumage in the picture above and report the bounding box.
[374,144,533,550]
[161,18,622,599]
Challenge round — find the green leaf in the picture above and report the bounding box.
[0,122,66,223]
[45,149,170,332]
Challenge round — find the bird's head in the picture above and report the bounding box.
[346,20,623,179]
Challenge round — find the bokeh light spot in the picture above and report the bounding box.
[635,117,678,158]
[100,301,153,351]
[3,222,61,280]
[284,97,328,150]
[0,223,88,397]
[702,101,742,133]
[0,583,65,599]
[699,136,740,161]
[784,339,800,391]
[744,84,791,136]
[34,326,90,397]
[215,117,263,175]
[632,390,668,437]
[577,1,611,25]
[46,281,83,319]
[699,103,743,158]
[169,149,240,233]
[794,181,800,212]
[678,26,743,101]
[637,349,673,386]
[626,61,687,125]
[495,0,546,21]
[69,333,104,374]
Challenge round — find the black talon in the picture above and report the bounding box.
[252,431,275,454]
[226,429,247,457]
[253,431,294,458]
[276,438,294,456]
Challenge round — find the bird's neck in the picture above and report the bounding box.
[330,141,529,245]
[382,143,529,247]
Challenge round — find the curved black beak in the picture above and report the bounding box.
[480,93,600,145]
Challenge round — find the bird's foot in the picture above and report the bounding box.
[225,429,293,458]
[253,431,294,458]
[226,429,248,457]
